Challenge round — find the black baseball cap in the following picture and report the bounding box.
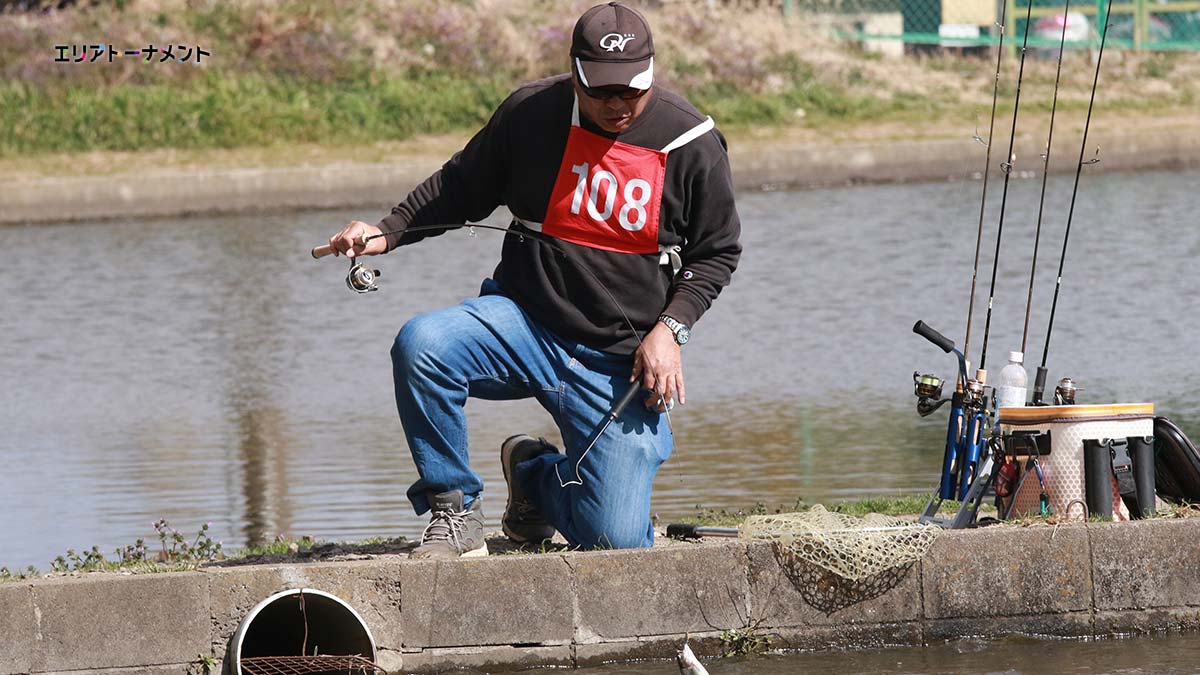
[570,2,655,90]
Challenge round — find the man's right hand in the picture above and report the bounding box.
[328,221,387,258]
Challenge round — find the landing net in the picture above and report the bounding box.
[739,505,941,582]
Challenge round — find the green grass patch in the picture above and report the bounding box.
[0,72,510,157]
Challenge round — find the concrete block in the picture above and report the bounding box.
[30,572,210,672]
[399,644,571,673]
[573,542,749,640]
[922,526,1091,619]
[206,564,293,660]
[206,559,404,660]
[400,555,573,648]
[279,560,404,652]
[574,632,725,667]
[747,540,922,627]
[767,622,923,652]
[0,583,34,675]
[923,611,1094,642]
[1090,519,1200,611]
[1094,607,1200,635]
[37,664,192,675]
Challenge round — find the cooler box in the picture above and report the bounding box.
[999,403,1155,521]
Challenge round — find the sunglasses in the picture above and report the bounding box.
[579,83,649,101]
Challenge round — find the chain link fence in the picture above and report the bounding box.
[776,0,1200,52]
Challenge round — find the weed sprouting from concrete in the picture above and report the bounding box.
[719,625,772,657]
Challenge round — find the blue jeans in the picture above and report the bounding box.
[391,279,672,549]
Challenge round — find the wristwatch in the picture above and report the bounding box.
[658,314,691,346]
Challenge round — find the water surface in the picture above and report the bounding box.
[1,168,1197,569]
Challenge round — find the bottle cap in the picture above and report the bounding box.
[1009,351,1024,364]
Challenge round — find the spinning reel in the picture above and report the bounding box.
[913,372,948,417]
[345,261,381,294]
[311,234,382,294]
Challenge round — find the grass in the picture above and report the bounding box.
[0,525,407,582]
[0,73,510,156]
[3,1,1193,160]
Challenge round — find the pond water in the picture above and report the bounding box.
[517,631,1200,675]
[1,168,1197,570]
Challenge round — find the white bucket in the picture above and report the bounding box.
[999,403,1155,521]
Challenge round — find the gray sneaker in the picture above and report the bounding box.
[410,490,488,559]
[501,434,559,544]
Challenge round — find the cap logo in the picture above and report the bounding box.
[598,32,635,52]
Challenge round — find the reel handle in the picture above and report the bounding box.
[913,320,956,354]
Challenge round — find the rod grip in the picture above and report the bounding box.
[312,232,370,259]
[665,524,740,539]
[1031,365,1048,405]
[611,382,643,419]
[913,320,956,353]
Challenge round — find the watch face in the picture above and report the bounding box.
[676,325,691,345]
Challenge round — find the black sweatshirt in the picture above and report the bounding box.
[377,73,741,355]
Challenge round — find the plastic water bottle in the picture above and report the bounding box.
[996,351,1028,409]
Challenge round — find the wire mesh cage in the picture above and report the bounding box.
[239,655,385,675]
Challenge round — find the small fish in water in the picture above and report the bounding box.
[676,642,710,675]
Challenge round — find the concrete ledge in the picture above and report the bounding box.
[922,526,1091,619]
[2,116,1196,225]
[6,520,1200,674]
[1090,519,1200,611]
[29,572,209,672]
[0,583,34,675]
[573,542,748,640]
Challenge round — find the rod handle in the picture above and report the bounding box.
[913,320,956,354]
[611,382,643,419]
[312,232,370,260]
[1031,366,1048,405]
[665,524,740,539]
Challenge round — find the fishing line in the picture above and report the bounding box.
[1033,0,1115,404]
[962,3,1010,373]
[317,221,676,487]
[978,0,1037,376]
[1021,0,1073,356]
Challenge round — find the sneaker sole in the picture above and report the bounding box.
[501,434,555,544]
[462,543,489,558]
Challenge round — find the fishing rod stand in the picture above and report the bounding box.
[911,321,997,529]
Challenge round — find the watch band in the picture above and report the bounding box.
[658,314,690,345]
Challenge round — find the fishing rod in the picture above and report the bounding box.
[1020,0,1074,358]
[962,0,1010,370]
[913,9,1013,510]
[977,0,1037,378]
[1032,0,1114,405]
[312,222,645,347]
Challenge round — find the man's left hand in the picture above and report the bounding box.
[631,322,685,412]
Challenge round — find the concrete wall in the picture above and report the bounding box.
[3,518,1200,674]
[1,118,1197,225]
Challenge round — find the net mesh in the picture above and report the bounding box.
[738,505,941,582]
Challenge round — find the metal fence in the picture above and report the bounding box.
[780,0,1200,52]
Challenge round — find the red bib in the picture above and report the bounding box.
[543,126,666,255]
[530,97,715,257]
